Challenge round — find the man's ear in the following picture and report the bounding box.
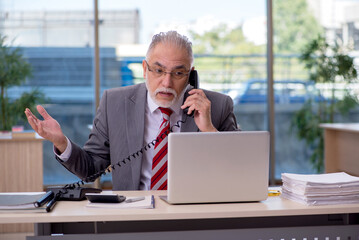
[142,60,147,79]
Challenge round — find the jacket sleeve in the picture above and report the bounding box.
[56,90,111,181]
[206,90,239,131]
[217,94,240,131]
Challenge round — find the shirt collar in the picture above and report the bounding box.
[147,86,188,115]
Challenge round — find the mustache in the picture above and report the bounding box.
[154,87,177,97]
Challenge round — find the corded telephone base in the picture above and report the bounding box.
[47,186,102,201]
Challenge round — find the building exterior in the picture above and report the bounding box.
[308,0,359,52]
[0,9,140,47]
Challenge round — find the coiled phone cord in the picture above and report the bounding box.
[63,114,190,189]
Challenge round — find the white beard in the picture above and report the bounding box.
[146,82,178,108]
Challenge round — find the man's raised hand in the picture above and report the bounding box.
[25,105,68,153]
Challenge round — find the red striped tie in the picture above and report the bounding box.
[151,107,173,190]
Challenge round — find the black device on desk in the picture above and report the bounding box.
[47,186,102,201]
[86,193,126,203]
[42,186,102,212]
[34,191,54,208]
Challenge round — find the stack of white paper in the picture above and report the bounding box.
[281,172,359,205]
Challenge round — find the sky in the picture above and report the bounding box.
[1,0,266,43]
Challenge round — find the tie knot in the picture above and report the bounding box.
[159,107,173,120]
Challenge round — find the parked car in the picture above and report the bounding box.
[231,79,325,104]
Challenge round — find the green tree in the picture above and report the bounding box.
[190,0,323,55]
[0,35,46,130]
[189,24,265,55]
[273,0,324,53]
[292,35,358,172]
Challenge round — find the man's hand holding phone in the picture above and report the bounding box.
[181,89,217,132]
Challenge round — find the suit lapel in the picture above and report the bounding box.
[125,83,146,187]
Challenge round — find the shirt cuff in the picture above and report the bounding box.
[53,137,72,161]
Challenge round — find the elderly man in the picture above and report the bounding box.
[25,31,238,190]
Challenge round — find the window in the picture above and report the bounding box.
[1,0,95,184]
[273,0,359,178]
[99,0,268,187]
[2,0,268,185]
[5,0,355,187]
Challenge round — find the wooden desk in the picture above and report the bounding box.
[320,123,359,176]
[0,191,358,239]
[0,137,43,233]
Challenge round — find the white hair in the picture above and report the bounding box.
[146,31,193,65]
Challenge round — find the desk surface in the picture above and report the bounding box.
[1,190,359,224]
[320,123,359,133]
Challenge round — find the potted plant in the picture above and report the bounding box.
[292,35,358,172]
[0,34,45,131]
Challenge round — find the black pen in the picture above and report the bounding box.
[35,191,54,208]
[46,196,58,212]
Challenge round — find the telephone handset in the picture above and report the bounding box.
[183,70,199,117]
[189,69,199,89]
[50,71,200,203]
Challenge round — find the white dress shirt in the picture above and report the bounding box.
[140,90,183,190]
[56,88,185,190]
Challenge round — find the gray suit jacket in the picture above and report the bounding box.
[59,83,238,190]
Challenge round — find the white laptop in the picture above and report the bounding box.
[160,131,269,204]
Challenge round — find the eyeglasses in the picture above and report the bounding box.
[145,61,190,80]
